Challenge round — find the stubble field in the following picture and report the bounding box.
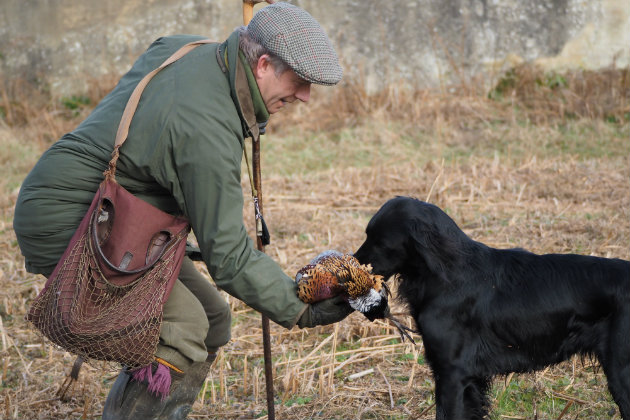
[0,65,628,419]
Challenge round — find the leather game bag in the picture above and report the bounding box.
[26,39,214,368]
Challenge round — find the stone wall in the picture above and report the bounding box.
[0,0,628,97]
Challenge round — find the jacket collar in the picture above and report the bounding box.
[220,30,269,141]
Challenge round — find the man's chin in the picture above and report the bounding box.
[269,104,285,114]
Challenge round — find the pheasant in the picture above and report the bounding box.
[295,250,417,343]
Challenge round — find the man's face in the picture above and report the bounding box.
[254,54,311,114]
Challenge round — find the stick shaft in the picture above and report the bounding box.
[242,1,254,26]
[253,128,275,420]
[242,2,275,419]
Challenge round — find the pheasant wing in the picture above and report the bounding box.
[295,263,345,304]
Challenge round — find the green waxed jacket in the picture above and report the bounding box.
[13,32,308,329]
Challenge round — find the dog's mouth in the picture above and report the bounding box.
[371,268,397,281]
[370,262,407,282]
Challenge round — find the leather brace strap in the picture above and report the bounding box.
[104,39,216,180]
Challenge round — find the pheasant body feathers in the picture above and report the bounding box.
[295,250,384,304]
[295,262,346,304]
[295,250,389,321]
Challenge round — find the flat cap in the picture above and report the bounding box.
[248,2,343,85]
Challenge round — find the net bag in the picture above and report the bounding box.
[26,174,189,368]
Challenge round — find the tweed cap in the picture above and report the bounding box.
[248,2,342,85]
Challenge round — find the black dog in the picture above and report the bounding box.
[355,196,630,420]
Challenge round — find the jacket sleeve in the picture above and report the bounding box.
[164,116,308,329]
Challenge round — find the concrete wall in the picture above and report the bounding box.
[0,0,628,97]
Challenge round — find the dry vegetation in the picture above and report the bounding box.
[0,64,628,419]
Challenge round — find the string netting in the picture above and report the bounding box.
[26,223,183,368]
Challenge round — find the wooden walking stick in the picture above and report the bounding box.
[242,2,275,419]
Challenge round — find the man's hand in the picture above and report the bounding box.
[296,295,354,328]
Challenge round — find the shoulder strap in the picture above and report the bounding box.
[104,39,216,181]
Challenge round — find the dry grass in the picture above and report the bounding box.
[0,64,628,419]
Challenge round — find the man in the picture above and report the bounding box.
[13,2,352,419]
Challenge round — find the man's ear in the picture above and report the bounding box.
[254,54,272,79]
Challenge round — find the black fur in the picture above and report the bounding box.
[355,196,630,420]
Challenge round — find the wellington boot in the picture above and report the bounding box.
[161,355,215,419]
[102,367,165,420]
[101,354,215,420]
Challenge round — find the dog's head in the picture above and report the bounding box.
[355,196,469,282]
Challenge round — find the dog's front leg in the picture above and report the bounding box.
[433,367,489,420]
[433,369,469,420]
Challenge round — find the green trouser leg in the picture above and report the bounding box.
[156,256,232,369]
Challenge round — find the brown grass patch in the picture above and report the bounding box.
[272,64,629,134]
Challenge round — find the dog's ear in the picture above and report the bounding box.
[409,217,460,283]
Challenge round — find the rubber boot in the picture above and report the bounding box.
[102,354,216,420]
[161,354,216,419]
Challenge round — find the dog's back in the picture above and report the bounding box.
[479,249,629,370]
